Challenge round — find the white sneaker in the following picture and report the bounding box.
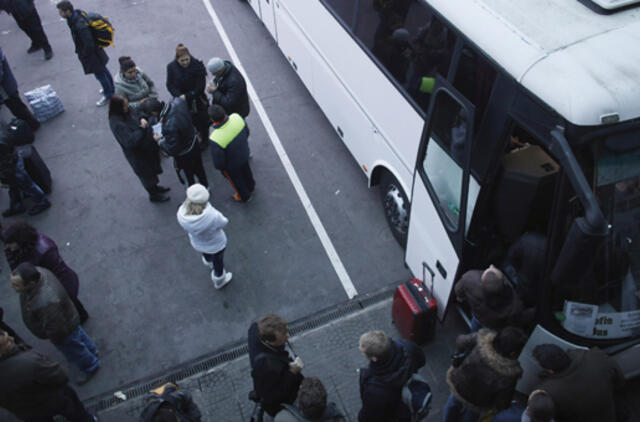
[99,88,104,94]
[96,96,109,107]
[211,270,232,289]
[201,256,213,268]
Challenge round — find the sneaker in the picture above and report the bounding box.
[96,96,109,107]
[27,200,51,216]
[98,88,104,94]
[211,271,232,289]
[27,45,41,54]
[2,205,26,218]
[201,256,213,268]
[149,192,170,203]
[75,367,99,385]
[44,49,53,60]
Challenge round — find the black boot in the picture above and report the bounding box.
[27,199,51,216]
[154,185,171,193]
[2,204,26,217]
[27,44,41,54]
[149,192,170,203]
[44,49,53,61]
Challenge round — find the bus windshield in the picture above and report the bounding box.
[556,132,640,340]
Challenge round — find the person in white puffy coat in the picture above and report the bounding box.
[177,183,232,289]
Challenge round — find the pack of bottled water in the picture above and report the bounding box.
[24,85,65,123]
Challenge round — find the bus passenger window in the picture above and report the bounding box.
[322,0,357,27]
[421,94,467,230]
[453,46,497,134]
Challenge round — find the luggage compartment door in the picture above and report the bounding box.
[259,0,278,40]
[405,77,476,321]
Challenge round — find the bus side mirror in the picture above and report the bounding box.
[551,217,607,285]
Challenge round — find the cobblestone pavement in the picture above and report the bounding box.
[91,295,465,422]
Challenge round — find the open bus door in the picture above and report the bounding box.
[405,77,476,321]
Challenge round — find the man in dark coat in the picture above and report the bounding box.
[531,344,624,422]
[357,330,425,422]
[275,377,345,422]
[443,327,527,422]
[208,104,255,202]
[138,382,202,422]
[56,1,113,107]
[141,97,208,188]
[0,47,41,130]
[0,0,52,59]
[3,220,90,322]
[248,314,304,417]
[0,329,95,422]
[206,57,250,118]
[11,262,100,385]
[109,94,169,202]
[455,264,524,331]
[0,141,51,217]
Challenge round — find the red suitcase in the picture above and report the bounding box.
[392,278,437,344]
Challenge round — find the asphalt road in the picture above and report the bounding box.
[0,0,410,402]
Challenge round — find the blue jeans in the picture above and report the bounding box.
[442,394,480,422]
[9,155,48,208]
[203,248,225,277]
[55,325,99,374]
[94,68,114,98]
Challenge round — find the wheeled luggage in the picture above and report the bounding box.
[16,144,52,194]
[392,278,437,344]
[7,118,35,146]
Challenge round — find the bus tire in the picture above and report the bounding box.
[380,172,409,248]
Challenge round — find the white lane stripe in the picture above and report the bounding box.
[201,0,358,299]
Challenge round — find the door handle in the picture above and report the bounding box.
[336,126,344,138]
[436,260,447,279]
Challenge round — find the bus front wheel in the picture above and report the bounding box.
[380,172,409,248]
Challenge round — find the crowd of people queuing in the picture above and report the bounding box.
[0,1,632,422]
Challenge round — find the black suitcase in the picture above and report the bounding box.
[16,145,52,194]
[7,118,35,146]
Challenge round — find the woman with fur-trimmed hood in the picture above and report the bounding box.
[443,327,527,422]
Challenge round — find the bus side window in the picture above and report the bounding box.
[323,0,357,27]
[422,93,467,230]
[453,46,497,135]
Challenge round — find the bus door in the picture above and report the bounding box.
[259,0,278,40]
[405,78,475,320]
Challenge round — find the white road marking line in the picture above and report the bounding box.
[201,0,358,299]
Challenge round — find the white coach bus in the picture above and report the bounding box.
[247,0,640,380]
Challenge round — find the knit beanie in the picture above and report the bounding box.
[119,56,136,73]
[186,184,209,204]
[175,44,190,60]
[207,57,224,74]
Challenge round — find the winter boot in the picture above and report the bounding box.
[211,270,232,289]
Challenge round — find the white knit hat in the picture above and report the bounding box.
[186,184,209,204]
[207,57,224,74]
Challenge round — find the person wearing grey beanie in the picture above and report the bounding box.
[206,57,250,118]
[176,183,232,289]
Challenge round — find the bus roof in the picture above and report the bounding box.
[429,0,640,126]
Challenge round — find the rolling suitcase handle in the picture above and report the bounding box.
[422,261,435,293]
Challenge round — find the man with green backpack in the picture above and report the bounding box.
[56,1,115,107]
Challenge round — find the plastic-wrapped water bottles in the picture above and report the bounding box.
[24,85,65,123]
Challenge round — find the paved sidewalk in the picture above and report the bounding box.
[90,292,466,422]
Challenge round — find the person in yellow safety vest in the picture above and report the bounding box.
[208,104,255,202]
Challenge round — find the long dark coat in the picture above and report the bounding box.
[66,10,108,75]
[0,47,18,97]
[0,0,35,20]
[211,61,250,117]
[109,109,162,191]
[0,344,70,421]
[166,57,209,129]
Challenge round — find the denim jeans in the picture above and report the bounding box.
[94,68,114,99]
[55,325,99,374]
[203,248,225,277]
[9,155,48,208]
[442,394,480,422]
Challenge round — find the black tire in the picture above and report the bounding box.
[380,172,409,248]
